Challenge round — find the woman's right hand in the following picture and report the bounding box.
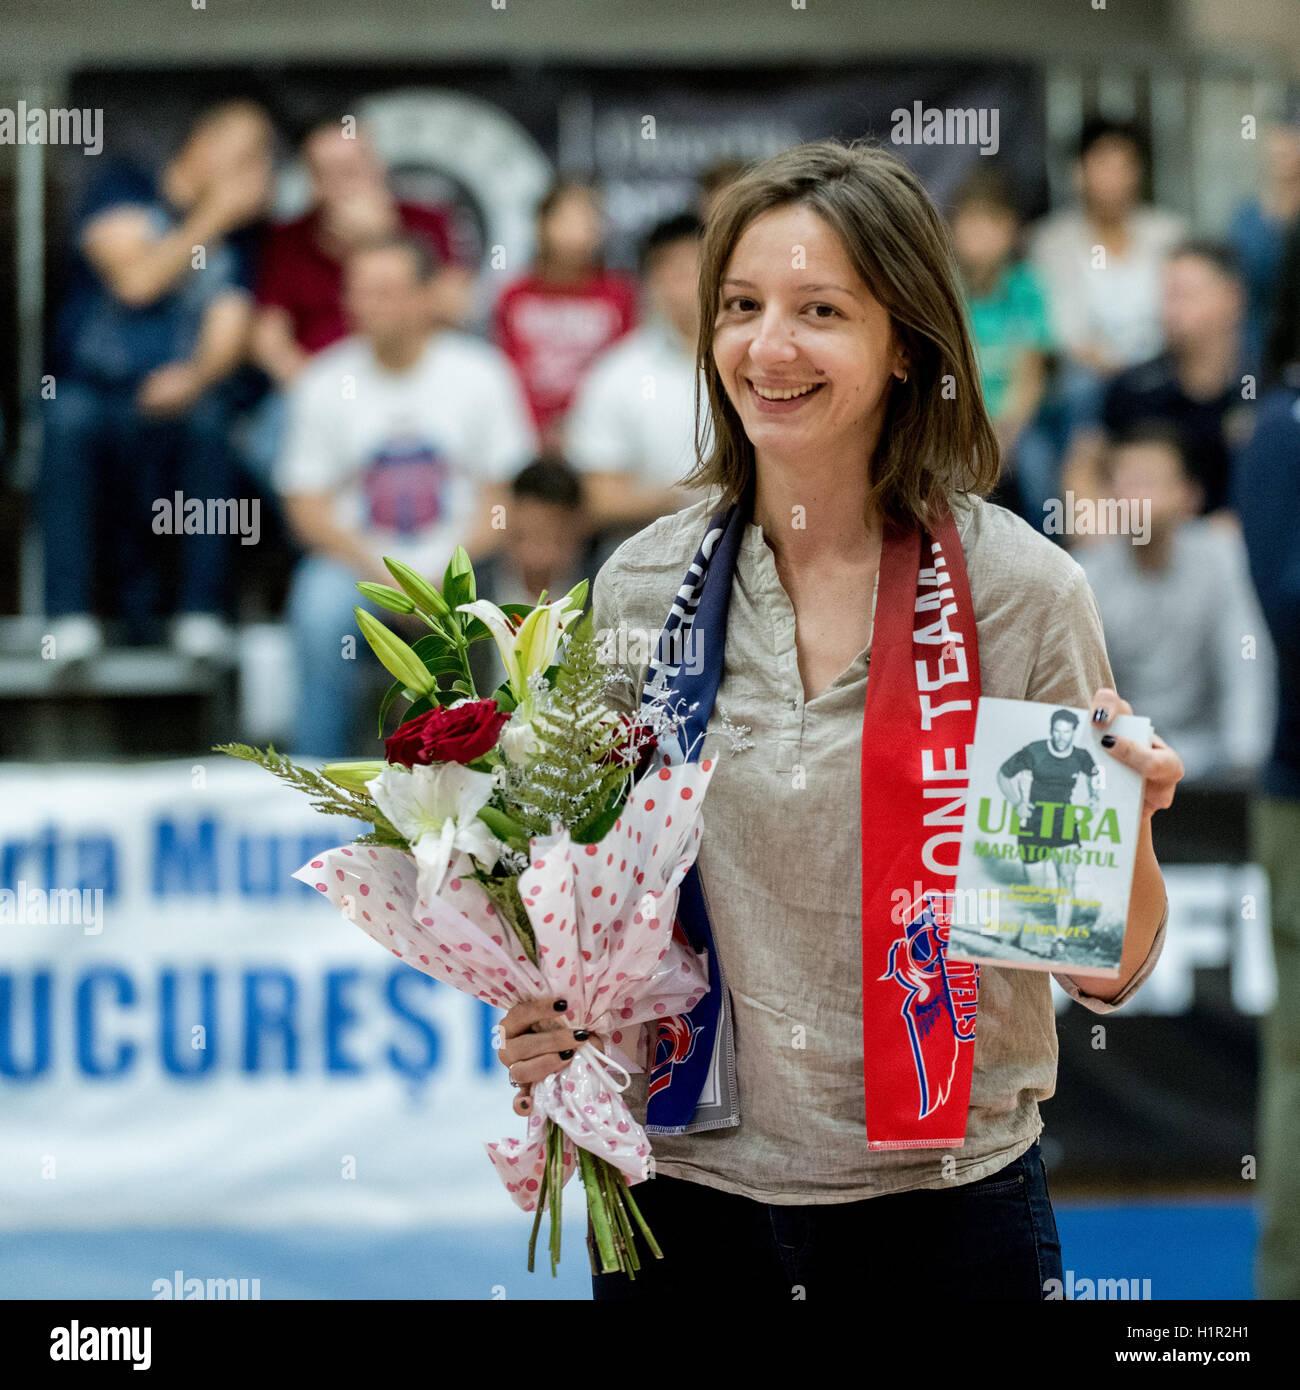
[496,998,601,1118]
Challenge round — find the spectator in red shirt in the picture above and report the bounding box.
[250,116,475,389]
[491,178,638,452]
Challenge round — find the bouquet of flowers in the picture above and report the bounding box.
[216,548,714,1277]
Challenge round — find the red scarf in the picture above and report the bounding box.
[859,504,981,1148]
[643,494,981,1147]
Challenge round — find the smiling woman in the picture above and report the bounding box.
[495,137,1185,1304]
[690,139,999,533]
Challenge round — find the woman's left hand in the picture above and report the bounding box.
[1089,686,1185,820]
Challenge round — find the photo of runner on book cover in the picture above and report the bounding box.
[949,697,1152,974]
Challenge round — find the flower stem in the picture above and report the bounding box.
[548,1123,564,1275]
[526,1121,552,1274]
[620,1176,663,1260]
[594,1156,627,1273]
[450,624,477,696]
[585,1211,600,1276]
[578,1146,619,1273]
[416,612,450,638]
[602,1160,640,1276]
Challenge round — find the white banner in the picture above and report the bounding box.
[0,760,519,1230]
[1,762,1275,1233]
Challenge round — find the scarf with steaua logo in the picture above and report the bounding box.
[637,491,981,1148]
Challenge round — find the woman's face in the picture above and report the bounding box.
[712,203,905,467]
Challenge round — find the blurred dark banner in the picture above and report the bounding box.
[1048,784,1262,1189]
[52,59,1047,276]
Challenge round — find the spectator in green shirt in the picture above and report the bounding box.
[950,170,1058,525]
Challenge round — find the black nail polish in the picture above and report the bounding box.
[552,999,568,1011]
[1092,708,1108,723]
[573,1028,590,1041]
[559,1048,574,1060]
[1101,734,1116,748]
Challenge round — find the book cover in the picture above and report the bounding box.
[946,696,1152,976]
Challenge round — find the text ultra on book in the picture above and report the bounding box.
[947,697,1152,976]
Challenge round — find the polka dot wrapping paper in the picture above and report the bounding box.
[291,757,717,1214]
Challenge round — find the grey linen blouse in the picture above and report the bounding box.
[590,488,1168,1204]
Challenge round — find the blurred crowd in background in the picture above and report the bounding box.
[26,98,1300,780]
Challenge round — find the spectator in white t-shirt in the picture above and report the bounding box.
[563,212,711,569]
[275,232,537,756]
[1027,118,1187,448]
[1078,419,1275,782]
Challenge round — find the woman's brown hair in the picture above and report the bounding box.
[682,137,1000,531]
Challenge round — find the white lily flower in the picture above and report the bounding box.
[366,762,506,899]
[457,594,583,704]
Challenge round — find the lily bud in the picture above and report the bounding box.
[383,557,453,621]
[320,760,387,793]
[353,607,437,696]
[355,582,416,615]
[445,545,476,603]
[562,578,589,614]
[475,805,529,850]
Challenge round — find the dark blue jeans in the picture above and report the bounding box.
[37,377,237,635]
[591,1139,1063,1301]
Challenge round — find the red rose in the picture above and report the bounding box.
[602,713,658,777]
[385,700,510,768]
